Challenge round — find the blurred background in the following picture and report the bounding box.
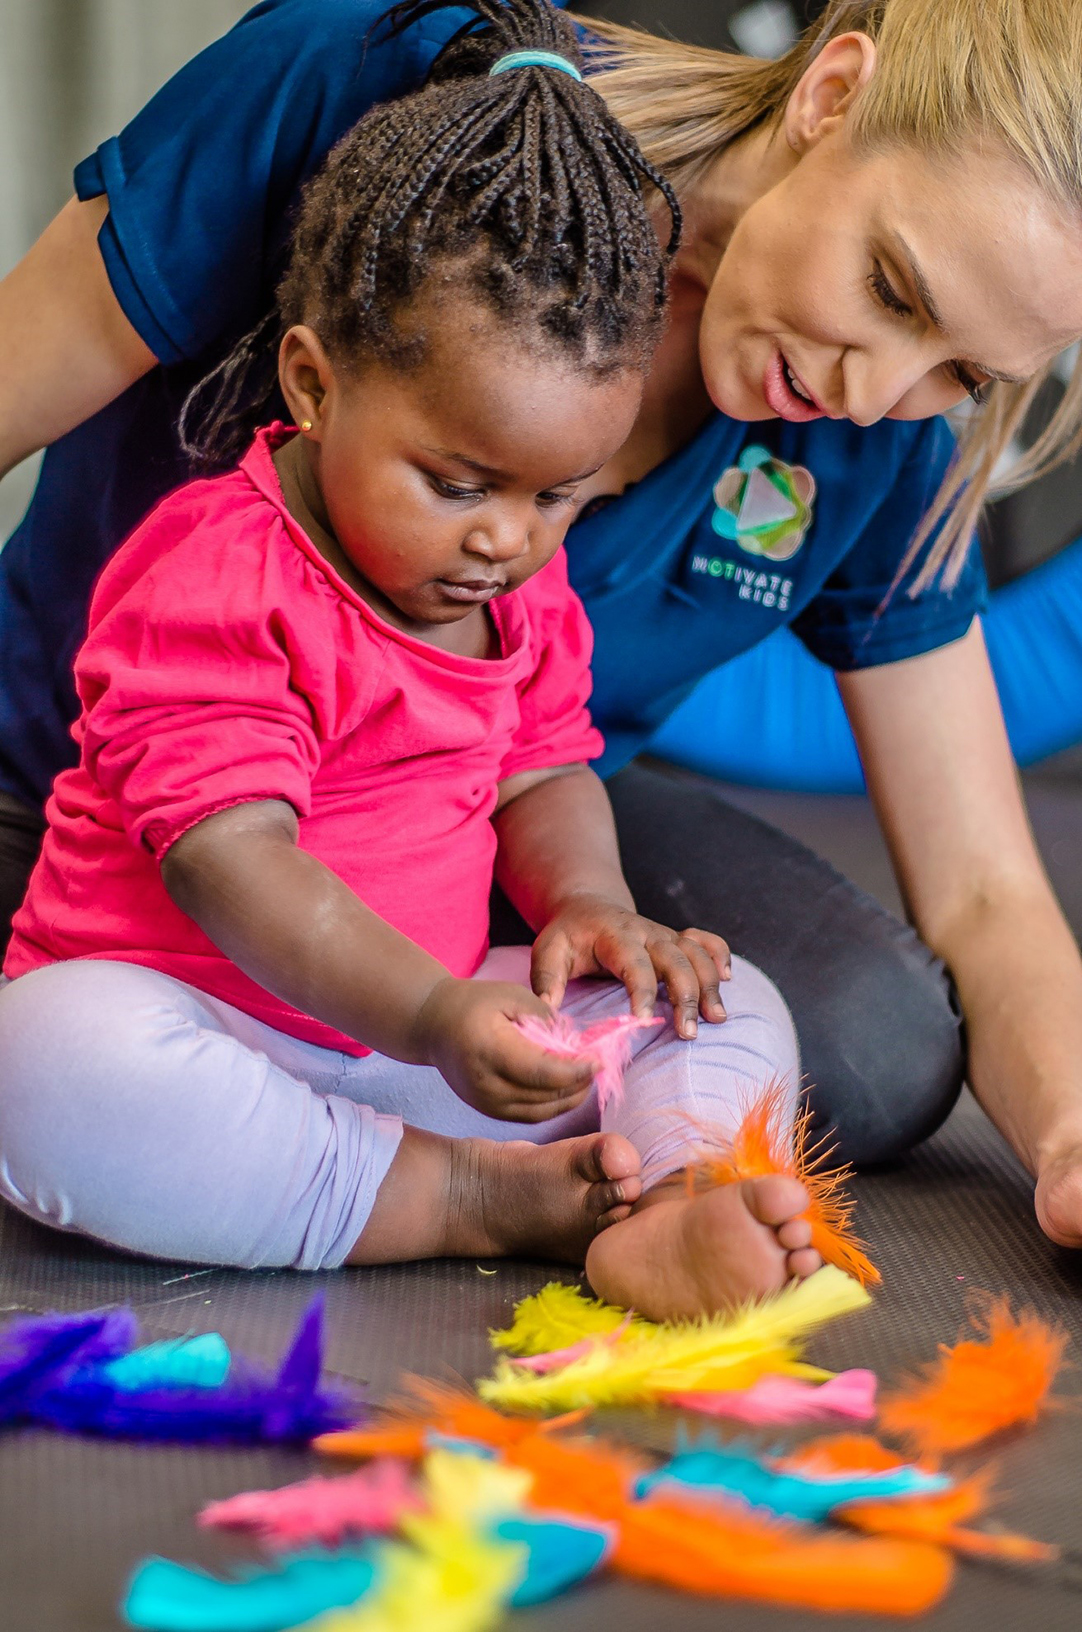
[0,0,1079,924]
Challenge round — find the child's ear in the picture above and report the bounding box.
[278,326,335,438]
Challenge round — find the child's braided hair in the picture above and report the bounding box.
[182,0,680,467]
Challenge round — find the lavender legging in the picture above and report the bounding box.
[0,947,799,1270]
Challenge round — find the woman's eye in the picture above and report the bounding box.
[430,476,484,501]
[868,262,912,319]
[950,364,990,407]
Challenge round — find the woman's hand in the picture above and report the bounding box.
[413,977,596,1122]
[530,893,732,1040]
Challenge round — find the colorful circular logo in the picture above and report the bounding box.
[712,445,816,561]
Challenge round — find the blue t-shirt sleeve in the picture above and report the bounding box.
[73,0,463,366]
[790,415,988,670]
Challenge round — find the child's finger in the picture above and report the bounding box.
[683,926,732,981]
[497,1084,595,1124]
[594,938,658,1019]
[648,941,703,1039]
[679,935,727,1022]
[530,928,574,1009]
[494,1028,597,1096]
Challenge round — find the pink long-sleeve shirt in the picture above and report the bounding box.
[6,428,603,1053]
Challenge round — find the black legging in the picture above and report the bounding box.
[0,762,963,1167]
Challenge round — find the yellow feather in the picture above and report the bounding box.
[310,1513,524,1632]
[479,1266,869,1413]
[422,1447,532,1523]
[489,1282,649,1355]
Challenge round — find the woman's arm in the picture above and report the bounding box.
[839,622,1082,1244]
[0,196,156,479]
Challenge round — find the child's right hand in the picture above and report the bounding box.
[414,978,596,1123]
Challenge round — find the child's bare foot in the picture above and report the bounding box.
[584,1175,821,1322]
[347,1126,642,1267]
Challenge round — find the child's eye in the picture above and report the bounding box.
[536,490,577,510]
[430,475,484,501]
[868,261,912,319]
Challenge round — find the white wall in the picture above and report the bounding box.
[0,0,250,534]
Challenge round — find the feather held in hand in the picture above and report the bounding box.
[511,1012,662,1111]
[879,1295,1067,1455]
[479,1265,867,1413]
[687,1080,880,1287]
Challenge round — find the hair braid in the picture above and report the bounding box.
[183,0,679,467]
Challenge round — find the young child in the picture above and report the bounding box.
[0,0,817,1321]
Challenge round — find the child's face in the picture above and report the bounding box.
[277,308,643,631]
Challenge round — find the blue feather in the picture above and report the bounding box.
[636,1446,950,1524]
[0,1309,138,1424]
[123,1551,377,1632]
[493,1517,612,1606]
[2,1296,361,1444]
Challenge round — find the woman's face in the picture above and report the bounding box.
[698,56,1082,426]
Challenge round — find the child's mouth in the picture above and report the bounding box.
[437,578,504,604]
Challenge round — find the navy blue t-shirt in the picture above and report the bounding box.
[0,0,985,804]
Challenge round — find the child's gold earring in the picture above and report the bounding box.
[301,419,313,432]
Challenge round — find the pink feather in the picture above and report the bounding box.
[666,1370,878,1426]
[199,1458,421,1549]
[511,1315,635,1374]
[512,1012,663,1110]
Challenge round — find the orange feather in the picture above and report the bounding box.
[841,1474,1057,1566]
[879,1296,1067,1455]
[685,1081,880,1287]
[315,1379,587,1463]
[781,1433,913,1475]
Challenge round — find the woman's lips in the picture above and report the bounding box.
[762,350,824,422]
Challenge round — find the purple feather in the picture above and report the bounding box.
[0,1308,138,1424]
[24,1296,361,1444]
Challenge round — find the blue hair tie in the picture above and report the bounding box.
[489,49,583,82]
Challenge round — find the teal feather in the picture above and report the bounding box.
[100,1335,231,1392]
[636,1446,949,1524]
[493,1516,612,1606]
[122,1550,376,1631]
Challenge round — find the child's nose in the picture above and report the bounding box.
[464,514,532,564]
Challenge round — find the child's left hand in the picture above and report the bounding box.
[531,894,732,1040]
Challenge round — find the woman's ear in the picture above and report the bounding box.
[278,325,335,438]
[784,32,877,153]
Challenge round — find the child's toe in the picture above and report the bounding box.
[742,1175,809,1229]
[786,1246,822,1279]
[776,1216,813,1251]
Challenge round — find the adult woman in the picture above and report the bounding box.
[1,0,1080,1250]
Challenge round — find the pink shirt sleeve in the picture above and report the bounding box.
[501,549,605,781]
[76,498,326,860]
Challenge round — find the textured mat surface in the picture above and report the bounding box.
[2,1091,1082,1631]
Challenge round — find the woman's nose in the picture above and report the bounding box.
[841,342,943,426]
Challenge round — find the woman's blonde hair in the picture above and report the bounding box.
[580,0,1082,589]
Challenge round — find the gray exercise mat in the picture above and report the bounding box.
[2,1089,1082,1632]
